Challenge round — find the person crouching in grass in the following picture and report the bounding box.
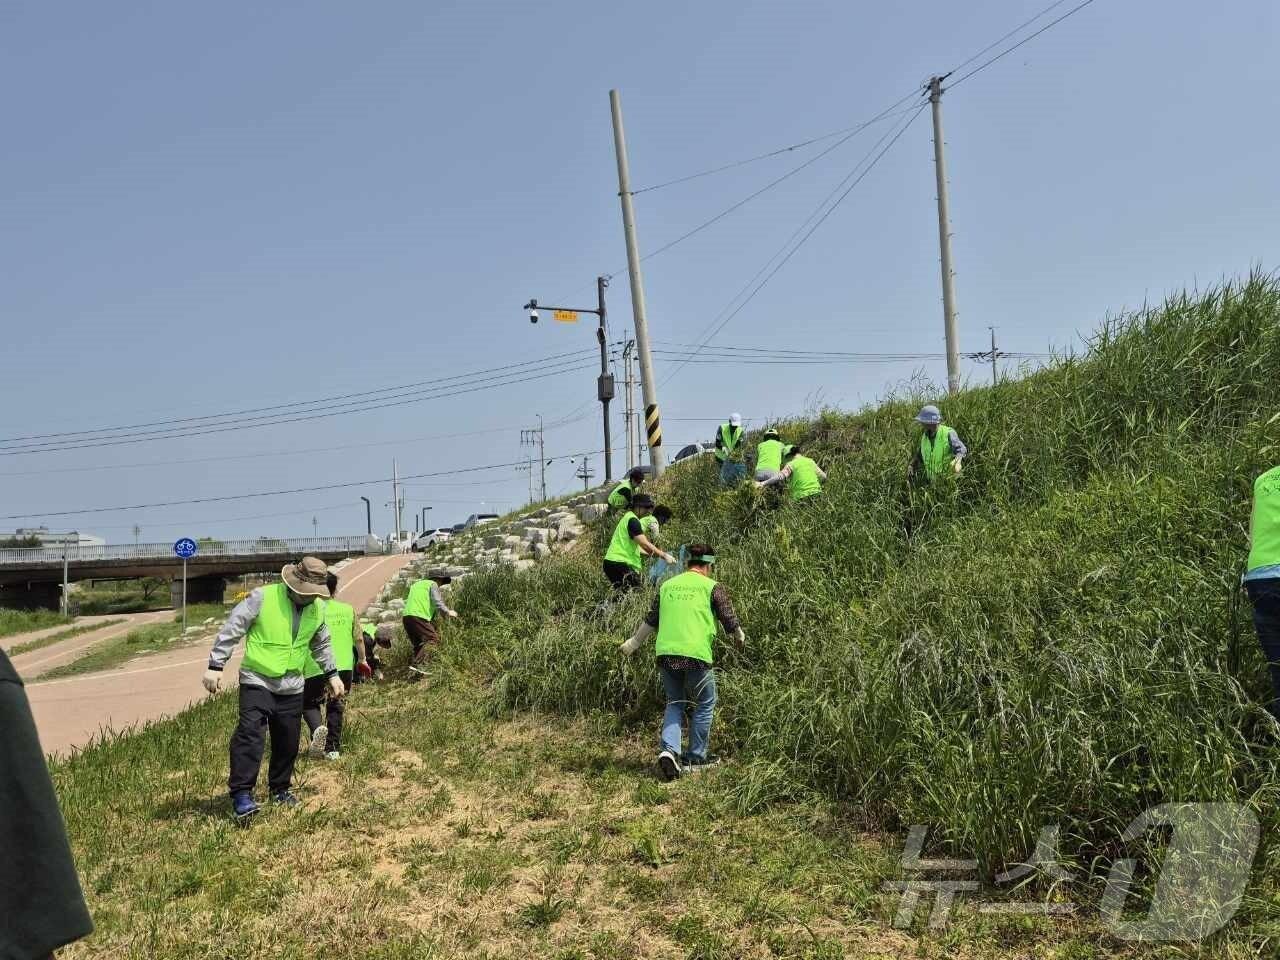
[620,543,745,781]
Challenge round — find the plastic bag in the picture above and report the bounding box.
[648,544,688,585]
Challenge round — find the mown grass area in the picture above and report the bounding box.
[57,640,1128,959]
[0,607,71,639]
[8,618,126,657]
[37,604,226,680]
[73,578,173,615]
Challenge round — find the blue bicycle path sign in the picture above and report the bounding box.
[173,537,198,560]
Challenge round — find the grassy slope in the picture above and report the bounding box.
[0,608,71,638]
[52,276,1280,958]
[8,618,126,657]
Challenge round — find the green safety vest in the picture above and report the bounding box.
[1248,465,1280,572]
[654,571,718,665]
[756,438,784,474]
[787,455,823,501]
[640,514,658,537]
[919,425,956,480]
[242,582,326,679]
[604,511,644,571]
[360,621,377,640]
[715,423,743,462]
[404,580,436,620]
[305,599,355,677]
[607,480,633,509]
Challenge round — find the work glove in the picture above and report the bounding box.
[446,610,459,619]
[620,622,656,656]
[661,551,677,566]
[202,669,221,694]
[356,661,373,679]
[952,457,964,475]
[734,627,746,646]
[328,675,347,699]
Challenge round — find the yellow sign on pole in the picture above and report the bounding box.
[553,310,579,323]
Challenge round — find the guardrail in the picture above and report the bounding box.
[0,536,372,567]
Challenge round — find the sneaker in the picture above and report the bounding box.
[683,754,722,774]
[231,791,259,820]
[307,724,328,759]
[657,750,682,782]
[324,751,341,761]
[374,670,385,682]
[272,790,300,808]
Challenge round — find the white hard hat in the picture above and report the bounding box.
[729,412,742,427]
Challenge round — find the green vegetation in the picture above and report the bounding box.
[52,275,1280,956]
[0,608,71,639]
[38,604,226,680]
[0,534,42,548]
[75,578,172,615]
[8,618,125,657]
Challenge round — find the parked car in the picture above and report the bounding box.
[450,523,466,534]
[462,513,500,530]
[672,442,716,464]
[411,528,453,552]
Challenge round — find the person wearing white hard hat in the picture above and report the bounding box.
[203,556,344,820]
[715,413,747,485]
[909,404,967,483]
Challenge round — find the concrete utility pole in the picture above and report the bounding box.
[575,456,595,491]
[521,418,547,502]
[609,89,666,477]
[392,459,402,542]
[929,76,962,395]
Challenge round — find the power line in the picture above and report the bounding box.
[4,449,607,522]
[629,89,923,195]
[659,103,929,388]
[0,362,595,456]
[947,0,1100,90]
[2,348,595,447]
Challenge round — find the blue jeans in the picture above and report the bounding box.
[658,661,716,761]
[719,460,747,486]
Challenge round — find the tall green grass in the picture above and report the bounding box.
[446,275,1280,924]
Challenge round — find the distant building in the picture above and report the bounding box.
[9,527,106,548]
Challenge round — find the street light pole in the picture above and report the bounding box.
[421,506,432,533]
[359,496,372,535]
[522,276,614,481]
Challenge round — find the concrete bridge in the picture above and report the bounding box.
[0,536,381,609]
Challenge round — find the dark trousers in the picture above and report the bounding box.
[402,616,441,667]
[228,684,303,796]
[1247,578,1280,718]
[303,670,353,752]
[603,559,642,592]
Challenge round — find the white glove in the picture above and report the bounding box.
[446,610,459,619]
[734,627,746,646]
[328,674,347,699]
[952,457,964,474]
[202,669,221,694]
[620,622,655,656]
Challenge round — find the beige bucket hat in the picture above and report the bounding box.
[281,556,331,598]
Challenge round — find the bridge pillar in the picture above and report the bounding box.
[171,575,226,609]
[0,581,63,611]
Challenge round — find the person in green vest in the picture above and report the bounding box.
[1245,464,1280,718]
[619,543,744,781]
[909,404,967,483]
[302,571,367,761]
[608,467,647,510]
[353,620,389,683]
[603,493,675,591]
[203,556,343,820]
[641,504,674,542]
[754,428,785,482]
[402,574,458,674]
[756,444,828,502]
[715,413,747,485]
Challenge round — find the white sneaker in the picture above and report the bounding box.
[325,751,341,761]
[657,750,681,782]
[308,725,328,759]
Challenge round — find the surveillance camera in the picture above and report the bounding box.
[529,308,539,324]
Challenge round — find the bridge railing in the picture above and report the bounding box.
[0,536,372,568]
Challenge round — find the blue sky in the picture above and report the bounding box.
[2,0,1276,542]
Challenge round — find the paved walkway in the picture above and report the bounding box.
[1,612,150,653]
[7,610,174,678]
[26,553,410,756]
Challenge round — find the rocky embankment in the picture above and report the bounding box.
[359,488,609,623]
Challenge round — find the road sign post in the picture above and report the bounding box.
[173,538,198,634]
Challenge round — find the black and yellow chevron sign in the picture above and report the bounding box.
[644,403,662,449]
